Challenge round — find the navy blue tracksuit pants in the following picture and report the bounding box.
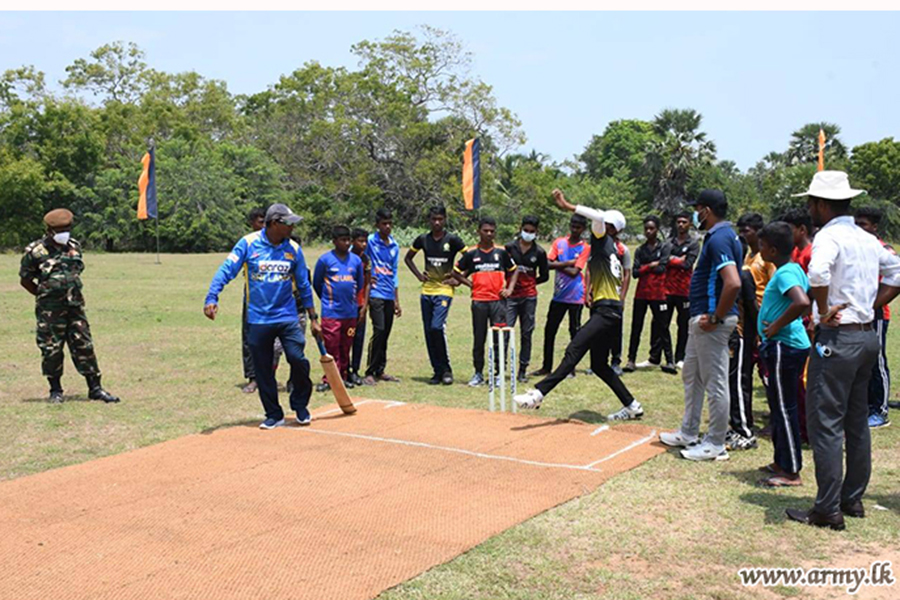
[421,295,453,377]
[761,340,807,475]
[248,320,312,421]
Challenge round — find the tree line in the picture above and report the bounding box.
[1,27,899,252]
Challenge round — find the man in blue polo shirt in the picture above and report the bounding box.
[660,190,742,461]
[204,203,322,429]
[364,207,403,385]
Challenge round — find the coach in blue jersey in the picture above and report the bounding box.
[204,203,322,429]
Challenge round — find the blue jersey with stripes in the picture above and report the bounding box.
[365,232,400,301]
[205,229,314,325]
[313,250,365,319]
[689,221,742,317]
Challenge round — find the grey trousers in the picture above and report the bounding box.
[807,327,879,515]
[680,315,738,447]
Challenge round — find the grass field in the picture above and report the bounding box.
[2,248,899,600]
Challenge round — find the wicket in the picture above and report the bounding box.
[488,326,517,412]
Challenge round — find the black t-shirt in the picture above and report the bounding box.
[505,239,549,298]
[411,232,466,296]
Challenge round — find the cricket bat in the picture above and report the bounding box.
[315,337,356,415]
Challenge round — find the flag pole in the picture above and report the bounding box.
[150,138,160,264]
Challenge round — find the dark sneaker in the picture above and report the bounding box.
[89,387,120,403]
[344,380,355,390]
[49,390,64,404]
[868,413,890,429]
[350,373,364,387]
[442,372,454,386]
[315,382,331,393]
[468,372,485,387]
[427,374,442,385]
[612,365,624,377]
[517,371,528,383]
[529,368,551,378]
[661,363,678,375]
[622,361,636,373]
[296,409,311,426]
[259,417,285,430]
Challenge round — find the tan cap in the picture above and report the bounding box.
[44,208,73,228]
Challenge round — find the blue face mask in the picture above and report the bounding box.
[692,209,706,230]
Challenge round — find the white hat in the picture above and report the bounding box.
[792,170,866,201]
[604,210,626,234]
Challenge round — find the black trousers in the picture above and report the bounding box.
[728,329,755,438]
[472,300,507,375]
[666,295,691,363]
[541,300,583,372]
[247,320,312,421]
[628,298,673,364]
[241,300,255,380]
[506,296,537,369]
[867,317,890,418]
[365,298,395,377]
[535,304,635,407]
[350,306,366,376]
[761,340,807,475]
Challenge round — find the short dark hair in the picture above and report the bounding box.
[737,212,765,231]
[375,208,393,223]
[856,206,883,225]
[351,227,368,240]
[478,216,496,229]
[674,211,691,221]
[248,207,265,222]
[332,225,351,239]
[643,215,661,228]
[570,214,588,228]
[780,208,812,235]
[429,205,447,218]
[759,221,794,257]
[522,215,539,228]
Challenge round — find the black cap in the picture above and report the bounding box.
[695,189,727,213]
[265,203,302,225]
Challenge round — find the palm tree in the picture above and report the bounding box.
[786,122,846,166]
[644,108,716,217]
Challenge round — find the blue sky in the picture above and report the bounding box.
[1,11,896,170]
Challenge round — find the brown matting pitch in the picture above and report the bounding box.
[1,399,664,600]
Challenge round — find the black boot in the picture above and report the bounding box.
[48,377,64,404]
[87,375,120,403]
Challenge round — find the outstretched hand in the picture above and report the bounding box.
[552,188,575,212]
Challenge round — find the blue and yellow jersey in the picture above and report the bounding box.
[205,229,314,325]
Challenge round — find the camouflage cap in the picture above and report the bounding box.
[44,209,74,228]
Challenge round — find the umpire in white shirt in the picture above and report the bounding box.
[786,171,900,531]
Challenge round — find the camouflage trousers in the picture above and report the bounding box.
[35,304,100,378]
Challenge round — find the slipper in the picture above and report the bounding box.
[758,463,778,474]
[379,374,401,383]
[760,475,802,487]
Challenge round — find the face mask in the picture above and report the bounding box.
[52,232,71,245]
[692,209,707,230]
[520,231,536,243]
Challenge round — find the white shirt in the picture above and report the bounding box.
[808,215,900,324]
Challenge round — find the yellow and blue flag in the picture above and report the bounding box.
[138,148,157,220]
[462,138,480,210]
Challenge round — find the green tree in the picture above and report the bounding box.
[850,137,900,203]
[0,149,46,247]
[786,122,847,166]
[579,119,656,208]
[644,108,716,218]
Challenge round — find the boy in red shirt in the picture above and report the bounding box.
[453,217,519,387]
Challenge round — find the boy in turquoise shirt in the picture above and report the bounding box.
[757,222,812,487]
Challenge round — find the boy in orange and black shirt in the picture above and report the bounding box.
[453,217,519,387]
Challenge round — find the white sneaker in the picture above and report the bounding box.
[513,389,544,409]
[659,430,700,448]
[607,401,644,422]
[675,361,685,370]
[680,440,729,461]
[635,360,660,369]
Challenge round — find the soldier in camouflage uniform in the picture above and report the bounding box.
[19,209,120,404]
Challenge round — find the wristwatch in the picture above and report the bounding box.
[708,313,721,325]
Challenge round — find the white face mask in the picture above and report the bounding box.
[52,232,71,245]
[520,231,537,243]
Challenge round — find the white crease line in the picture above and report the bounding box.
[295,428,604,473]
[590,425,610,436]
[312,399,405,419]
[583,430,657,468]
